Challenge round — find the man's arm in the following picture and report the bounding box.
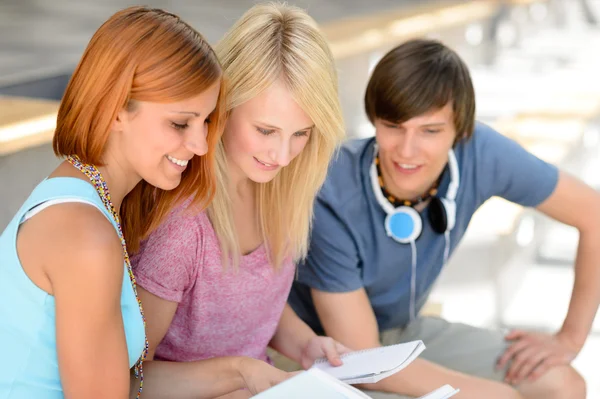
[498,171,600,383]
[311,288,524,399]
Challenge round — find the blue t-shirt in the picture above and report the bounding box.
[288,122,559,333]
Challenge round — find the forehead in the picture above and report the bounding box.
[399,102,454,127]
[236,79,313,128]
[135,80,221,114]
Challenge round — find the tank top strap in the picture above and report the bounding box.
[16,177,115,228]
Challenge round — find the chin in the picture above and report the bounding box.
[144,174,182,191]
[248,169,279,184]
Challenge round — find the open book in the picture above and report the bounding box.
[253,368,372,398]
[417,385,460,399]
[312,340,426,384]
[253,368,459,398]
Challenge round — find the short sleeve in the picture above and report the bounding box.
[131,209,200,303]
[475,123,559,207]
[297,196,363,293]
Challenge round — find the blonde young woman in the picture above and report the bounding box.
[131,3,348,398]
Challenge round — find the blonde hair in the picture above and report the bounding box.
[210,2,345,268]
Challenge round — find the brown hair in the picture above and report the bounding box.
[53,6,225,252]
[365,38,475,140]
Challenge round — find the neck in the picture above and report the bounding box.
[96,151,141,211]
[226,157,253,202]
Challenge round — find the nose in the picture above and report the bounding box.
[268,138,292,167]
[398,131,417,159]
[184,124,209,156]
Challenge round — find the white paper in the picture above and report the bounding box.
[312,340,426,384]
[253,368,373,399]
[417,384,460,399]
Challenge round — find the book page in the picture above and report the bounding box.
[253,369,372,399]
[417,384,460,399]
[312,340,425,383]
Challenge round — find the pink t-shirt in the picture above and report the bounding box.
[131,208,295,363]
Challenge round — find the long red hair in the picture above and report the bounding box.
[53,6,225,253]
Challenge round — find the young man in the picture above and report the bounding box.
[288,39,598,398]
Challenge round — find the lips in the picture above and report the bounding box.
[393,161,422,175]
[166,155,190,167]
[255,157,277,168]
[253,157,279,171]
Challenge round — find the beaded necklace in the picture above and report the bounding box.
[374,154,440,208]
[66,155,148,399]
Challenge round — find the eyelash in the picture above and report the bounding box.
[257,127,274,135]
[171,122,189,131]
[256,127,309,137]
[171,117,212,132]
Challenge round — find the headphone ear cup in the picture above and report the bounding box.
[440,197,456,231]
[385,206,423,243]
[428,197,448,234]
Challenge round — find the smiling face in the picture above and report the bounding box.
[222,78,314,184]
[375,102,457,200]
[114,79,221,191]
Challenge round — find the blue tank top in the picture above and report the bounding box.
[0,177,146,398]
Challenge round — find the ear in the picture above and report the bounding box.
[112,107,130,133]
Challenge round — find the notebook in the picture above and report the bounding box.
[311,340,426,384]
[253,368,372,399]
[253,368,460,399]
[417,385,460,399]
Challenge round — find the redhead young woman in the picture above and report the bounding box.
[0,6,224,398]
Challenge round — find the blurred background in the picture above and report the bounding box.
[1,0,600,396]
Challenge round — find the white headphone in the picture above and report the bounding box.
[369,145,460,321]
[370,146,459,243]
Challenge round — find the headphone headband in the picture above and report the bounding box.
[446,149,459,202]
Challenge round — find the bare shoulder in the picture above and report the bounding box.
[18,202,124,294]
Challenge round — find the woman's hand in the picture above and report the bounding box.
[299,336,352,369]
[237,357,295,394]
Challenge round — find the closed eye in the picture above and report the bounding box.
[171,121,189,131]
[257,127,275,135]
[294,130,310,137]
[425,129,441,134]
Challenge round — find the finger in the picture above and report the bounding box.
[505,329,527,341]
[497,338,531,369]
[505,346,539,382]
[529,356,564,381]
[300,354,313,370]
[335,342,352,356]
[513,349,547,384]
[322,339,343,367]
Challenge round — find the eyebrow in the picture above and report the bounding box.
[171,111,201,117]
[421,122,447,127]
[258,122,315,131]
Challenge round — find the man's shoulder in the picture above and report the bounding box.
[319,137,374,209]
